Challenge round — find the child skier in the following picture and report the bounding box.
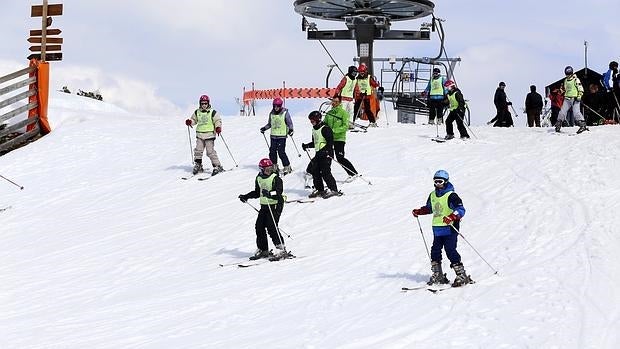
[238,158,289,260]
[412,170,472,287]
[185,94,224,175]
[259,97,294,175]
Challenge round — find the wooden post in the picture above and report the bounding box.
[41,0,48,62]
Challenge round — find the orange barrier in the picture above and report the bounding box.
[26,59,51,134]
[243,88,337,102]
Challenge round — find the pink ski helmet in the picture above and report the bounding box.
[273,97,283,107]
[259,158,273,169]
[199,95,210,104]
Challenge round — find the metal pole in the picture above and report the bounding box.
[415,216,432,262]
[0,174,25,190]
[449,223,499,275]
[218,134,238,167]
[289,135,302,157]
[186,125,194,164]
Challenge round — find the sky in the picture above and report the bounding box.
[2,92,620,348]
[1,0,619,124]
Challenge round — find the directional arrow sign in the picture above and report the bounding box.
[28,37,63,44]
[27,53,63,61]
[31,4,63,17]
[30,28,62,36]
[29,45,62,52]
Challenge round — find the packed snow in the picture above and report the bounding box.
[1,92,620,348]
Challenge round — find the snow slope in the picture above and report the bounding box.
[1,92,620,349]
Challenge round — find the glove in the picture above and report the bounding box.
[507,102,513,106]
[185,119,192,126]
[238,194,248,203]
[260,127,267,134]
[576,96,582,102]
[261,189,270,198]
[215,127,221,135]
[302,143,309,151]
[378,86,385,93]
[288,130,294,136]
[412,206,431,217]
[442,213,459,225]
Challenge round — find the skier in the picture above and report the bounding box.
[260,97,294,175]
[602,61,619,119]
[323,95,358,180]
[238,158,287,260]
[422,67,447,125]
[443,80,470,140]
[333,65,358,125]
[488,82,514,127]
[353,63,380,127]
[556,66,587,133]
[301,111,341,199]
[411,170,472,287]
[185,94,224,175]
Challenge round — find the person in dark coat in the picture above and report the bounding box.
[487,82,514,127]
[525,85,544,127]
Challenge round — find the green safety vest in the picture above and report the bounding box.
[430,77,444,96]
[312,125,327,151]
[195,109,215,133]
[257,173,278,205]
[270,111,287,137]
[430,190,453,227]
[564,76,583,98]
[357,77,372,95]
[341,76,356,98]
[447,91,459,111]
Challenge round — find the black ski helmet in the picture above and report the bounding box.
[432,67,440,74]
[499,81,506,87]
[564,66,574,75]
[348,66,358,75]
[610,61,619,70]
[308,110,322,122]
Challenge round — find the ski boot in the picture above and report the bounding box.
[322,189,343,199]
[427,261,450,285]
[282,165,292,175]
[192,160,204,175]
[437,118,443,125]
[344,174,360,183]
[211,165,224,176]
[451,262,472,287]
[554,120,562,133]
[428,119,435,125]
[249,249,271,260]
[368,122,378,128]
[444,134,455,140]
[576,121,589,134]
[272,164,280,174]
[308,189,326,198]
[269,244,289,261]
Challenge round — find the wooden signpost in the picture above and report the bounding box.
[29,1,63,62]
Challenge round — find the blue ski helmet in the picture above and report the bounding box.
[433,170,449,181]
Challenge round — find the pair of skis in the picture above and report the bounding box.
[402,279,475,293]
[219,252,298,268]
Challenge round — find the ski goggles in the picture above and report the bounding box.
[433,179,446,185]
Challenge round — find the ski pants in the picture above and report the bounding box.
[550,106,560,125]
[428,98,445,123]
[194,136,221,167]
[354,97,376,123]
[526,108,542,127]
[558,98,584,123]
[431,231,461,265]
[445,110,469,138]
[306,153,337,192]
[269,137,290,167]
[255,204,283,251]
[334,141,357,176]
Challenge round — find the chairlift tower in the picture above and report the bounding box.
[293,0,435,77]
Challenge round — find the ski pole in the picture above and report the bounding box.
[266,200,288,251]
[218,134,238,167]
[262,132,270,149]
[0,174,24,190]
[244,201,292,239]
[186,125,194,164]
[330,156,372,185]
[449,223,498,275]
[289,135,302,157]
[382,99,390,127]
[414,216,431,262]
[304,148,312,160]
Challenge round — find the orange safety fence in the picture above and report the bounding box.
[243,88,337,103]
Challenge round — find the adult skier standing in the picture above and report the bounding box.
[260,97,294,175]
[556,66,587,133]
[423,67,447,125]
[353,63,380,127]
[488,82,514,127]
[412,170,472,287]
[238,158,288,260]
[302,111,341,199]
[333,65,358,123]
[185,95,224,175]
[323,95,358,180]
